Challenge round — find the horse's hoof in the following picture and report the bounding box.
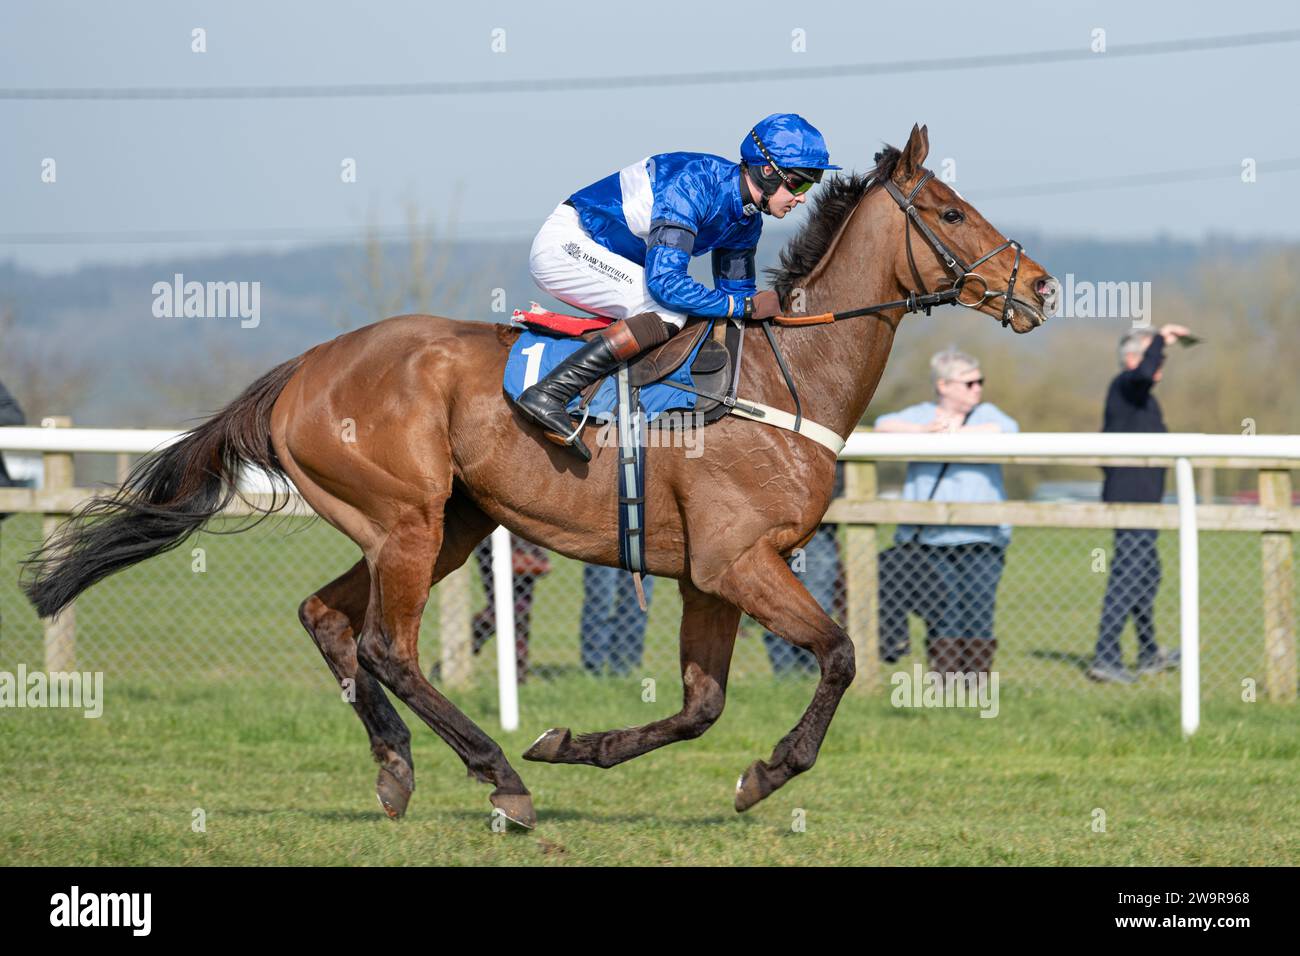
[376,765,413,820]
[489,791,537,830]
[734,761,769,813]
[523,727,571,763]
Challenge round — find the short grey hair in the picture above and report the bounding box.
[1118,329,1155,367]
[930,347,979,390]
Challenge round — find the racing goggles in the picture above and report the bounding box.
[778,167,823,195]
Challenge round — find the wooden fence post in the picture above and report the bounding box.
[40,416,76,672]
[1198,466,1215,506]
[438,563,472,689]
[1259,468,1296,702]
[844,449,880,692]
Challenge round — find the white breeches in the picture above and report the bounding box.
[528,203,687,329]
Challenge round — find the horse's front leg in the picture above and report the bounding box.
[523,577,740,768]
[710,540,856,811]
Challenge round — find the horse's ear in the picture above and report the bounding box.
[893,123,930,184]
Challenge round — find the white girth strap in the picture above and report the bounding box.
[728,399,846,455]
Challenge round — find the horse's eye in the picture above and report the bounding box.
[943,209,964,224]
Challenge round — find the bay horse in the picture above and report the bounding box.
[23,125,1058,829]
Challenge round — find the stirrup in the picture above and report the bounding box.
[550,402,592,446]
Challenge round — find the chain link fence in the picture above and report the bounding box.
[2,464,1296,702]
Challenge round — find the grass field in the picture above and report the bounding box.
[2,675,1298,866]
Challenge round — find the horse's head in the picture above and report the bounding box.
[884,124,1058,333]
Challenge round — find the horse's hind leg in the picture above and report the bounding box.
[713,542,856,812]
[524,578,740,768]
[298,559,416,818]
[357,502,536,828]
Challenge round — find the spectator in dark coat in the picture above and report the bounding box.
[1087,324,1190,683]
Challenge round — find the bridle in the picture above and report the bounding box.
[777,168,1026,328]
[738,164,1033,439]
[884,169,1023,328]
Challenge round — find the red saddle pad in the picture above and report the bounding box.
[511,304,613,336]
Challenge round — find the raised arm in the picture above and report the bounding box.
[1117,334,1165,402]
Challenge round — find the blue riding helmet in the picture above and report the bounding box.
[741,113,842,172]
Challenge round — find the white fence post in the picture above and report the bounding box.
[1175,457,1200,737]
[491,526,519,732]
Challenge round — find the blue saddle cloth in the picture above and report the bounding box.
[502,321,713,422]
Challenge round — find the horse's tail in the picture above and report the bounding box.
[21,356,304,619]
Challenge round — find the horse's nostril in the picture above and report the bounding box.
[1035,276,1061,313]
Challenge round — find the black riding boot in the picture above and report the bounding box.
[513,312,670,461]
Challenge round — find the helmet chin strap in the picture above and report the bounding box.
[742,166,780,216]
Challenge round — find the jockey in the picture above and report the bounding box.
[513,112,840,461]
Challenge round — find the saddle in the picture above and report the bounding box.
[512,306,739,423]
[585,317,734,418]
[623,317,712,387]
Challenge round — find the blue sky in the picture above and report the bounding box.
[3,0,1298,272]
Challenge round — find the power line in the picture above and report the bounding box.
[0,222,536,245]
[3,28,1298,101]
[3,157,1297,245]
[974,157,1300,200]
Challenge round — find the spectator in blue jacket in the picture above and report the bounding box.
[874,348,1018,680]
[513,113,840,461]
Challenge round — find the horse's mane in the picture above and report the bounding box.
[765,145,904,302]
